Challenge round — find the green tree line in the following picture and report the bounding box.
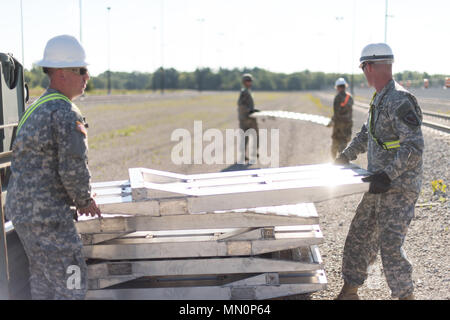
[24,65,447,92]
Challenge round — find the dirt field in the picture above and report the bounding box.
[75,90,449,300]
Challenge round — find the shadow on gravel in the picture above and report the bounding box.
[221,163,252,172]
[220,163,255,172]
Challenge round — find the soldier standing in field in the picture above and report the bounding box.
[237,73,260,162]
[327,77,353,160]
[335,43,423,300]
[5,35,101,300]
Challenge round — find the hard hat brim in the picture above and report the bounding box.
[36,59,89,68]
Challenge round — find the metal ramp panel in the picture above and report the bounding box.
[90,163,369,215]
[80,164,369,300]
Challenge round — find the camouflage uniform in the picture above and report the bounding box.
[340,80,423,299]
[5,88,93,299]
[331,90,353,159]
[237,87,259,156]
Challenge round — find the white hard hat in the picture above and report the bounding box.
[242,73,253,81]
[36,35,88,68]
[359,43,394,68]
[335,77,347,87]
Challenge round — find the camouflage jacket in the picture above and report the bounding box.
[5,88,93,225]
[237,88,255,121]
[332,90,353,123]
[342,80,424,194]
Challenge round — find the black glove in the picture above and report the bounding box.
[334,153,350,165]
[362,171,391,194]
[249,109,260,114]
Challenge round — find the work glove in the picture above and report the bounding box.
[362,171,391,194]
[334,153,350,165]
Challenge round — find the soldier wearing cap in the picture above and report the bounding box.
[335,43,423,300]
[327,77,353,160]
[5,35,101,299]
[237,73,260,162]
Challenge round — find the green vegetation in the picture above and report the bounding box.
[24,65,448,93]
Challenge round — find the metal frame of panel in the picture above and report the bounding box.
[86,270,327,300]
[83,229,323,260]
[249,110,331,126]
[76,202,320,233]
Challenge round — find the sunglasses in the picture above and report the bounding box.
[64,67,89,76]
[361,62,372,71]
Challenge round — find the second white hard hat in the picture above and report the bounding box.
[335,77,347,87]
[359,43,394,68]
[36,35,88,68]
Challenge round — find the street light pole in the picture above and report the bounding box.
[107,6,111,95]
[335,16,344,75]
[20,0,24,66]
[197,18,205,92]
[79,0,83,43]
[160,0,165,94]
[384,0,388,42]
[351,0,356,95]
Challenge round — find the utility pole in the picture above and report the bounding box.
[350,0,356,95]
[384,0,388,42]
[20,0,24,66]
[107,6,111,95]
[197,18,205,92]
[384,0,394,42]
[335,16,344,75]
[79,0,83,43]
[160,0,165,94]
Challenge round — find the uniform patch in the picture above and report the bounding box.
[76,121,87,137]
[403,111,420,127]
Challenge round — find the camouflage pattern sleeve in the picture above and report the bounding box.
[382,96,424,180]
[238,89,254,112]
[52,107,93,209]
[342,121,369,160]
[332,95,340,121]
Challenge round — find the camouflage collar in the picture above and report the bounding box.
[373,79,395,106]
[45,87,66,97]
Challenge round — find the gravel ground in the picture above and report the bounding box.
[78,91,449,300]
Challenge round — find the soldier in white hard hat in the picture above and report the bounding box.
[327,77,353,159]
[5,35,101,299]
[237,73,260,162]
[335,43,423,300]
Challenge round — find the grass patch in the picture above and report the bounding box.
[306,93,333,116]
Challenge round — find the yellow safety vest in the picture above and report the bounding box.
[17,93,71,134]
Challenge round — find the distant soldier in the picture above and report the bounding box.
[328,77,353,160]
[5,35,101,300]
[335,43,423,300]
[237,73,260,161]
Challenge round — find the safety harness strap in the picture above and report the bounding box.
[368,92,400,150]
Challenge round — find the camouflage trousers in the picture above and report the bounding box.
[331,122,352,159]
[341,191,418,298]
[239,118,259,158]
[13,219,87,300]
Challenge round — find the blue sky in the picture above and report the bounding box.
[1,0,449,76]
